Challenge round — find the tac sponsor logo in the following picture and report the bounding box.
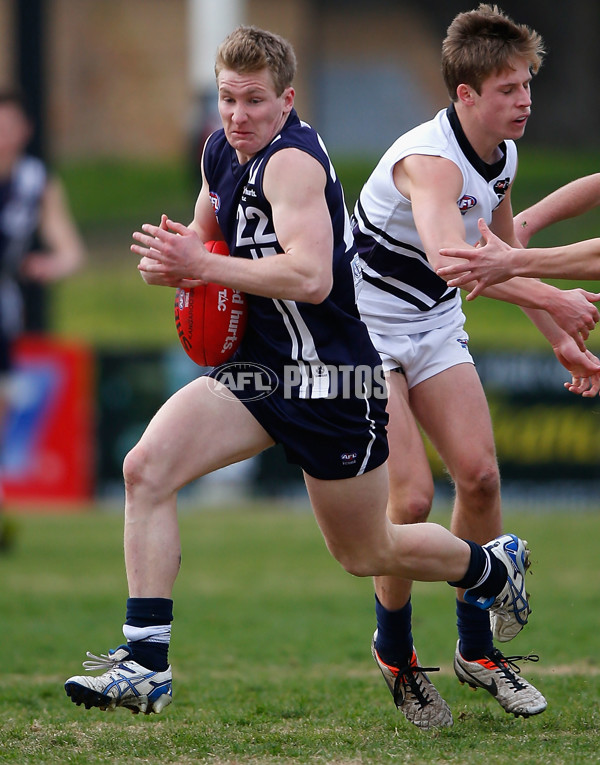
[457,195,477,214]
[209,191,220,213]
[177,290,189,311]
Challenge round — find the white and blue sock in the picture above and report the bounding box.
[123,597,173,671]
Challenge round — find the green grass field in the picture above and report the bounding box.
[2,504,600,764]
[9,148,599,763]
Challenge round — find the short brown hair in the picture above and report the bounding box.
[442,4,545,101]
[215,26,296,96]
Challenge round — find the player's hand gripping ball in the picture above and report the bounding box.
[174,240,248,366]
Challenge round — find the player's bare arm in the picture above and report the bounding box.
[188,158,226,243]
[489,208,600,389]
[484,278,599,350]
[397,154,470,274]
[433,230,600,350]
[516,239,600,280]
[480,215,600,390]
[20,177,86,282]
[433,211,600,336]
[397,150,600,380]
[132,149,333,303]
[400,157,599,349]
[514,173,600,246]
[437,218,519,292]
[263,147,333,303]
[134,148,224,288]
[485,203,600,384]
[438,218,600,288]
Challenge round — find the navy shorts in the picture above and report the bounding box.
[208,362,389,480]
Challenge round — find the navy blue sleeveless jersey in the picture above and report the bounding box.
[203,109,388,479]
[0,155,47,372]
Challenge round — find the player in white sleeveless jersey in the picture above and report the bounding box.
[353,4,600,728]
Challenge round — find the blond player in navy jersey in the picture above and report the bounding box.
[64,26,534,725]
[353,4,600,728]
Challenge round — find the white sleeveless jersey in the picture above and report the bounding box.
[352,104,517,335]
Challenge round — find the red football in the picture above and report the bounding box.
[174,241,248,366]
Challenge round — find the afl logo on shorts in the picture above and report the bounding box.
[457,195,476,215]
[340,452,358,465]
[210,362,278,401]
[209,191,221,213]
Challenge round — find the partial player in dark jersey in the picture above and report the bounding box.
[0,91,85,550]
[64,25,535,724]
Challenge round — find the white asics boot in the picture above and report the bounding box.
[465,534,531,642]
[64,645,172,715]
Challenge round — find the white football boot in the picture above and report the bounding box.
[371,632,453,730]
[454,641,547,717]
[65,645,172,715]
[465,533,531,642]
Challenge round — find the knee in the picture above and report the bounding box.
[336,555,376,578]
[387,491,433,525]
[457,462,501,502]
[123,441,163,497]
[327,542,385,578]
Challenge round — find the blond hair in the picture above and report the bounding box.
[442,4,545,100]
[215,26,296,96]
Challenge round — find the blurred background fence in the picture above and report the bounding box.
[2,0,599,510]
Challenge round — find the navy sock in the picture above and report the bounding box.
[125,597,173,671]
[126,597,174,626]
[374,595,413,667]
[448,540,507,597]
[456,599,493,660]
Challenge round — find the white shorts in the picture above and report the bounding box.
[369,318,473,389]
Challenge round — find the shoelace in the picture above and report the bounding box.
[492,650,539,673]
[488,649,539,691]
[82,649,129,672]
[393,661,441,709]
